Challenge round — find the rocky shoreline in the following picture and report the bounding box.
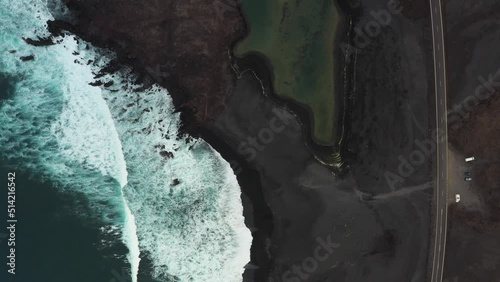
[42,0,356,280]
[43,0,277,280]
[50,0,246,136]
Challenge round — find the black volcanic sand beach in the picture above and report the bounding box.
[40,0,438,280]
[209,1,435,281]
[210,0,436,281]
[443,0,500,281]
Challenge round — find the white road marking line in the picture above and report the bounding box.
[430,4,448,281]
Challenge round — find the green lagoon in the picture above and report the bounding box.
[235,0,342,145]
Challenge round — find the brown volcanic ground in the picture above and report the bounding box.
[444,1,500,280]
[448,95,500,228]
[60,0,244,129]
[449,94,500,162]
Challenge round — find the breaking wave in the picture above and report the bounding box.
[0,0,251,281]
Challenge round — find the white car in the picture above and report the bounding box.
[465,157,475,162]
[455,194,461,203]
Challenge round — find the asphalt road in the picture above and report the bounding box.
[429,0,449,282]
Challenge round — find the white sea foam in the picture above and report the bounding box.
[123,199,141,282]
[94,73,252,281]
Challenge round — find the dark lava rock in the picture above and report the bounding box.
[55,0,246,135]
[89,80,103,86]
[20,55,35,61]
[160,151,174,158]
[23,36,55,46]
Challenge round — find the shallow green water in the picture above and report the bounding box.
[235,0,342,145]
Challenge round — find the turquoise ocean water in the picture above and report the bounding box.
[0,1,251,281]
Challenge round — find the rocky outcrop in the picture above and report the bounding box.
[20,55,35,61]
